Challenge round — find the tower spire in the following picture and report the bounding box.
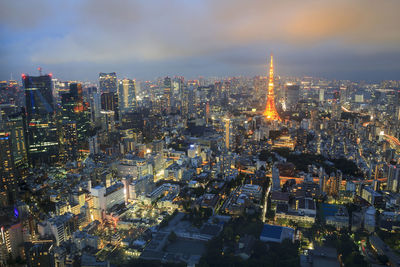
[268,54,274,96]
[263,53,281,121]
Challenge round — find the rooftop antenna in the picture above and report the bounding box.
[38,67,42,76]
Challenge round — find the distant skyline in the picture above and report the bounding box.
[1,0,400,82]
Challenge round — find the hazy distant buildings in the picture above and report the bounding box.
[99,72,117,93]
[163,77,172,114]
[339,85,348,103]
[285,84,300,111]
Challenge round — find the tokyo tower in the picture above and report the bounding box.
[263,54,281,121]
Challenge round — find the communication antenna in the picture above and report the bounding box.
[38,67,42,76]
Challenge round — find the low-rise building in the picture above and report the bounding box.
[259,224,295,243]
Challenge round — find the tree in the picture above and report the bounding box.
[377,255,389,265]
[168,231,177,243]
[223,226,234,241]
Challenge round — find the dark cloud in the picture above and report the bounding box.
[0,0,399,81]
[0,0,51,29]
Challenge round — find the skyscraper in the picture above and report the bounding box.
[59,83,90,161]
[99,72,117,93]
[89,92,101,123]
[285,84,300,111]
[272,164,280,191]
[387,164,400,192]
[163,77,172,114]
[339,85,348,104]
[263,54,281,121]
[101,92,119,121]
[60,121,78,161]
[0,132,16,206]
[23,74,59,165]
[0,105,28,177]
[118,79,137,112]
[254,76,268,97]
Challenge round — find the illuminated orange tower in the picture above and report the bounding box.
[263,54,281,121]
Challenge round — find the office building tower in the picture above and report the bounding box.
[285,84,300,111]
[0,106,28,178]
[118,78,137,112]
[90,92,101,123]
[60,121,78,161]
[68,83,84,112]
[0,220,24,262]
[0,132,16,206]
[223,117,232,150]
[339,85,348,103]
[387,164,400,192]
[254,76,268,97]
[101,92,119,121]
[23,74,59,165]
[319,88,325,102]
[89,135,100,155]
[163,77,172,114]
[99,72,117,93]
[180,85,189,118]
[101,92,117,111]
[272,164,280,191]
[59,83,87,161]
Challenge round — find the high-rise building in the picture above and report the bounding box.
[89,92,101,123]
[101,92,117,111]
[263,54,281,121]
[89,135,100,155]
[285,84,300,111]
[163,77,172,114]
[99,72,117,93]
[23,74,59,165]
[272,164,280,191]
[339,85,348,104]
[118,79,137,112]
[101,92,119,121]
[223,117,232,150]
[254,76,268,97]
[60,121,78,162]
[319,88,325,102]
[387,164,400,192]
[0,132,16,206]
[59,83,90,161]
[0,220,23,262]
[0,105,28,178]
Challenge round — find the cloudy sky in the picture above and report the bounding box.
[1,0,399,81]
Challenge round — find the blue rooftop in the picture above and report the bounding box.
[321,203,339,217]
[260,224,283,240]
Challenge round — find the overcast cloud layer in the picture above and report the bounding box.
[0,0,399,81]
